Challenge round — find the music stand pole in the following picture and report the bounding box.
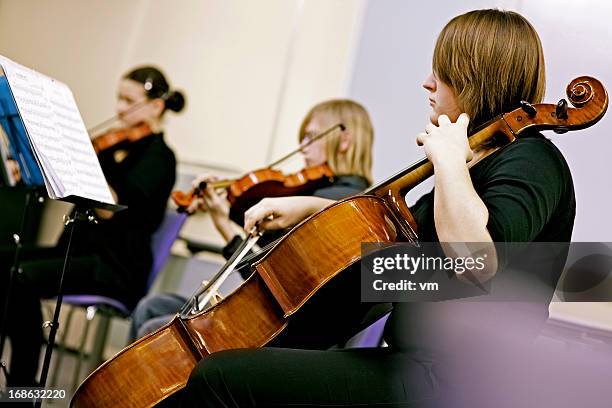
[33,206,97,408]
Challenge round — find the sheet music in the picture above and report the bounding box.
[47,80,113,201]
[0,56,114,204]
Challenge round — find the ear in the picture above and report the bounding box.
[338,130,353,154]
[151,98,165,117]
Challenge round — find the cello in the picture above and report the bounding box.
[71,77,608,407]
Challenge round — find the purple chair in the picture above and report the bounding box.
[50,210,187,391]
[345,313,390,348]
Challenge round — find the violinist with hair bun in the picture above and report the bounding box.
[129,99,375,341]
[0,66,184,387]
[94,66,184,218]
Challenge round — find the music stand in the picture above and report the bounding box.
[34,198,124,408]
[0,56,125,407]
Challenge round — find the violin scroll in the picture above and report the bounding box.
[172,189,201,212]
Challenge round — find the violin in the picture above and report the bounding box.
[91,123,153,154]
[71,77,608,408]
[171,123,344,222]
[172,163,335,222]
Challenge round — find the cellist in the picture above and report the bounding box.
[175,9,576,407]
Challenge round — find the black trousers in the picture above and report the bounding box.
[0,246,124,386]
[160,347,439,408]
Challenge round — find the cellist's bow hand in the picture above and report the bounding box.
[243,196,336,233]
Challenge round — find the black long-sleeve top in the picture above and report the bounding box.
[384,132,576,352]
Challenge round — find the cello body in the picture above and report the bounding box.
[72,196,408,407]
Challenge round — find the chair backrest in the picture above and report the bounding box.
[147,210,188,289]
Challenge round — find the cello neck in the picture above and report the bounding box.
[365,116,513,197]
[368,76,609,197]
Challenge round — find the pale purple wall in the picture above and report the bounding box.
[349,0,612,240]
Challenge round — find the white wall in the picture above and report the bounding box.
[0,0,365,171]
[0,0,365,244]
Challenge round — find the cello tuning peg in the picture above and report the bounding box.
[519,101,537,118]
[556,99,569,120]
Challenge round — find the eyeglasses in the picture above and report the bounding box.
[301,132,319,145]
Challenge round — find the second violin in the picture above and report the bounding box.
[172,121,351,222]
[172,163,335,222]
